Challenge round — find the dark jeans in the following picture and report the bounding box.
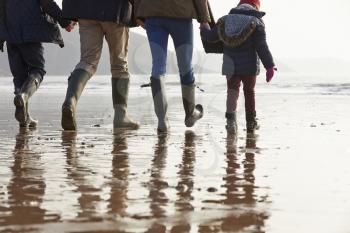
[226,75,256,114]
[6,42,45,93]
[145,17,194,85]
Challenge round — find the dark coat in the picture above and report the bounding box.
[134,0,210,23]
[201,6,275,76]
[0,0,69,47]
[62,0,136,27]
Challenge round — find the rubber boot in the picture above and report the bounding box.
[151,76,169,132]
[26,115,38,128]
[246,111,260,133]
[226,112,238,134]
[14,87,21,95]
[14,73,42,124]
[181,83,203,127]
[61,69,91,130]
[112,78,139,129]
[19,102,38,128]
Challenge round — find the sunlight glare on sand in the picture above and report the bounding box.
[0,75,350,232]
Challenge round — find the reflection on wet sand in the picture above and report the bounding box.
[221,133,267,232]
[149,133,169,218]
[175,131,196,212]
[2,129,51,226]
[61,131,102,221]
[109,131,129,217]
[145,133,169,233]
[172,131,198,233]
[224,134,255,205]
[0,128,271,232]
[2,77,350,232]
[199,133,268,232]
[145,131,201,233]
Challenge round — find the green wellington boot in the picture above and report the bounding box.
[151,76,170,132]
[14,73,42,124]
[61,69,91,130]
[226,112,238,134]
[181,83,203,128]
[112,78,139,129]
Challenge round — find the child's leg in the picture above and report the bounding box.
[242,75,259,132]
[241,75,257,114]
[226,75,241,134]
[226,75,242,113]
[6,43,29,94]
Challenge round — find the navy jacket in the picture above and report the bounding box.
[0,0,69,47]
[201,6,275,76]
[62,0,135,27]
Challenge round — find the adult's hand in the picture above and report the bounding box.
[200,22,210,30]
[65,21,77,32]
[266,67,277,83]
[136,19,145,29]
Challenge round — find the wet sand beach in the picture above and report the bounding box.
[0,74,350,233]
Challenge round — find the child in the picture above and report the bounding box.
[201,0,276,134]
[0,0,74,128]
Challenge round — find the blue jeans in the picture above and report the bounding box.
[145,17,195,85]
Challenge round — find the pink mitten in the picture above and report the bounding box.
[266,67,277,83]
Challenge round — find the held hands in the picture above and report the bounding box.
[65,21,77,32]
[136,19,145,29]
[200,22,210,30]
[266,67,277,83]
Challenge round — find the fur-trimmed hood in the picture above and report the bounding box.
[217,4,265,48]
